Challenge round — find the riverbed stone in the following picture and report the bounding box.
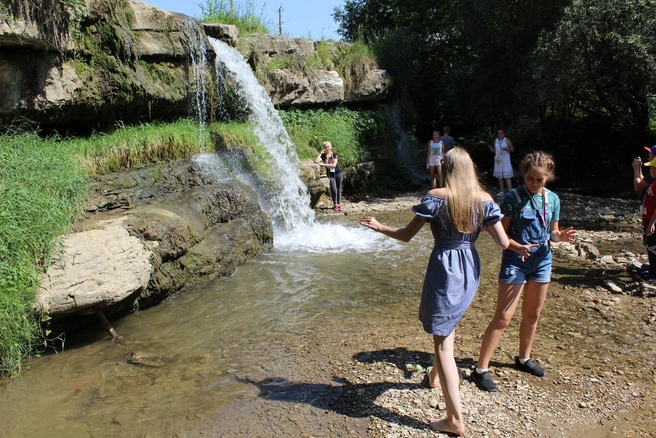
[35,218,152,316]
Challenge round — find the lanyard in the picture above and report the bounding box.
[524,186,548,231]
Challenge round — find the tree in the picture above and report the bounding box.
[532,0,656,148]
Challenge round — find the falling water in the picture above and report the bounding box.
[182,17,209,147]
[203,38,401,254]
[385,102,428,184]
[208,37,315,232]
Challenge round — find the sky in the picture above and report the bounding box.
[143,0,345,41]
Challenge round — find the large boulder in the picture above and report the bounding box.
[36,159,273,320]
[35,218,152,316]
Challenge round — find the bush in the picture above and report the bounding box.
[197,0,271,35]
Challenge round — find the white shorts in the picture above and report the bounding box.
[428,155,442,167]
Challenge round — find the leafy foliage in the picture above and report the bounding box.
[334,0,656,194]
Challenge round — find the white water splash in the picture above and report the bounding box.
[205,38,404,254]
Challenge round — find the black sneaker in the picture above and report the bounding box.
[515,357,546,377]
[471,370,498,392]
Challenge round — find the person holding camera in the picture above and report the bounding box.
[315,141,343,211]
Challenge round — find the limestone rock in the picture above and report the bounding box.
[203,23,239,47]
[35,219,152,317]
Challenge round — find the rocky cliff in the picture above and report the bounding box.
[0,0,389,131]
[37,159,274,330]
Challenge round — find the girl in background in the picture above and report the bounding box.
[315,141,343,211]
[427,130,444,189]
[488,128,515,197]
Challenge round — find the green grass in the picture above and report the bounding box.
[69,119,210,174]
[0,132,87,377]
[197,0,271,35]
[280,107,365,166]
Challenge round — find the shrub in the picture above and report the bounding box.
[197,0,271,35]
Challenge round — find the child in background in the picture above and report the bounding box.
[427,130,444,189]
[638,156,656,281]
[487,128,515,197]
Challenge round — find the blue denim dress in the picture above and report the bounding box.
[412,195,503,336]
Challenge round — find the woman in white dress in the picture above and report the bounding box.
[487,128,515,196]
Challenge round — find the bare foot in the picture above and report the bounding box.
[429,418,465,436]
[427,366,440,388]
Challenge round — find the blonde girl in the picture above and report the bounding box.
[360,147,509,435]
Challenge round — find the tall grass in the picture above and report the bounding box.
[0,132,87,377]
[69,119,209,174]
[197,0,271,35]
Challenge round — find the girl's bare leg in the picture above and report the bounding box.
[518,281,549,358]
[429,332,465,436]
[476,283,523,369]
[504,177,513,191]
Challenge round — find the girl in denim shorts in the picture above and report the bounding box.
[471,151,577,392]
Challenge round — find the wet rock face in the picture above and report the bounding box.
[37,159,273,320]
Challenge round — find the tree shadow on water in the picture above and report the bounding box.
[236,347,481,434]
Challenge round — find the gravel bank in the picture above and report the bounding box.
[206,188,656,438]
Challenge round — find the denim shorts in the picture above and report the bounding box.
[498,247,552,284]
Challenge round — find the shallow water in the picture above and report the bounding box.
[1,211,654,437]
[0,211,429,437]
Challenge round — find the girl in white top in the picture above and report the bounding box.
[427,130,444,188]
[487,128,515,196]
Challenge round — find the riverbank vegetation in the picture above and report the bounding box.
[333,0,656,196]
[0,131,87,377]
[0,110,391,377]
[281,107,394,167]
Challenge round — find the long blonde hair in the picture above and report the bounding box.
[441,147,486,233]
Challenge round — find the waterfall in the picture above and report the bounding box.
[182,17,209,147]
[386,103,429,184]
[208,37,315,233]
[200,38,401,255]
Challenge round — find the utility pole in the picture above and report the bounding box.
[278,6,283,36]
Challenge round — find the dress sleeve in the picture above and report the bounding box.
[412,195,444,221]
[483,200,503,226]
